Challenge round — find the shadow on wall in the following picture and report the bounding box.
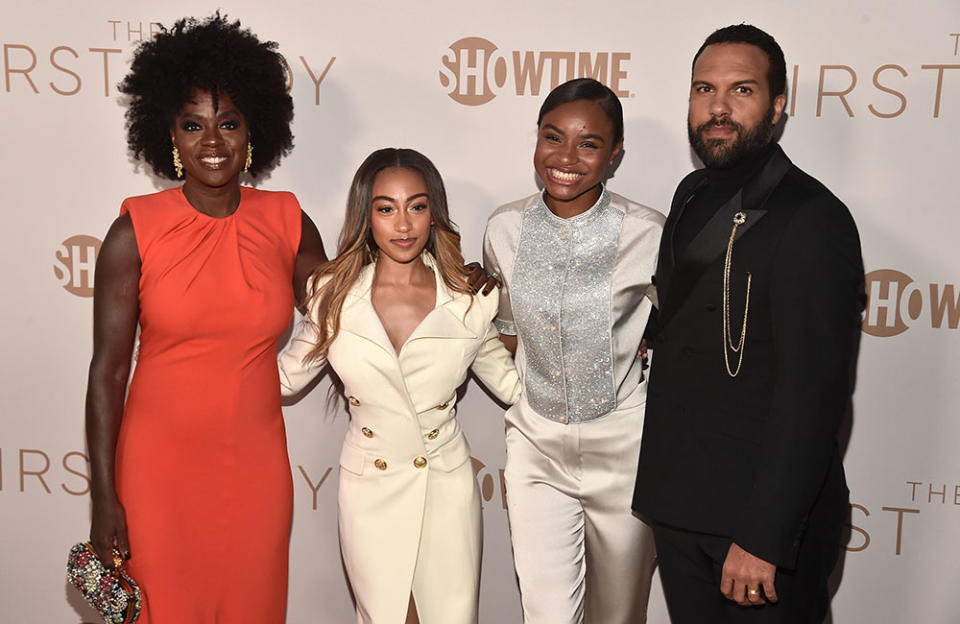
[825,285,865,624]
[445,175,510,262]
[623,113,686,211]
[268,76,363,417]
[284,76,360,218]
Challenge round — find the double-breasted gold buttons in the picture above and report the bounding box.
[348,396,361,406]
[361,427,374,438]
[374,458,387,471]
[413,456,427,468]
[426,428,440,440]
[435,400,450,410]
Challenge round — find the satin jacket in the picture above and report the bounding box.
[279,252,520,620]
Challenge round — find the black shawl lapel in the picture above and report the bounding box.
[657,145,793,331]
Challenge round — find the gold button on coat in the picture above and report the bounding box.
[413,456,427,468]
[426,429,439,440]
[361,427,374,438]
[374,458,387,471]
[348,396,361,406]
[435,401,449,410]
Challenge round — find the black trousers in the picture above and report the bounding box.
[652,523,840,623]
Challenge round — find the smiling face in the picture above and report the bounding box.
[534,99,622,217]
[687,42,786,169]
[369,167,433,266]
[170,88,249,189]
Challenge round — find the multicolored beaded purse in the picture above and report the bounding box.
[66,542,142,623]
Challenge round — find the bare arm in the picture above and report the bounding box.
[86,213,140,567]
[294,211,327,312]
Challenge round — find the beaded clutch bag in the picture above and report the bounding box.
[66,542,142,623]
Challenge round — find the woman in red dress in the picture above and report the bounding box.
[84,15,326,623]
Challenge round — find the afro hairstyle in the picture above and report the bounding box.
[119,13,294,179]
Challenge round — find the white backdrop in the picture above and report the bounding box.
[1,1,959,622]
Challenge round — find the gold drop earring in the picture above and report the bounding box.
[244,143,253,173]
[172,145,183,179]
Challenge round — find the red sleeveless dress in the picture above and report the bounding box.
[115,186,300,623]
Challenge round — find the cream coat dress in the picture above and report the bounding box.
[278,254,520,624]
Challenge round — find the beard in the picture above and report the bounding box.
[688,104,776,169]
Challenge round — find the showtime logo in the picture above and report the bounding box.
[439,37,631,106]
[53,235,102,297]
[472,456,507,509]
[862,269,959,337]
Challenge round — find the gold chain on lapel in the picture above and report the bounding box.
[722,211,751,377]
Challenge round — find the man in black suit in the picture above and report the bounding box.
[632,24,864,623]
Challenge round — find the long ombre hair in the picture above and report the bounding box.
[303,148,472,362]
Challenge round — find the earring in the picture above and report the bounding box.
[244,143,253,173]
[172,145,183,179]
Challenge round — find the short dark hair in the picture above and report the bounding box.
[119,13,294,179]
[692,24,787,103]
[537,78,624,145]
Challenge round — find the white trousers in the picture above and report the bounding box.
[504,387,657,624]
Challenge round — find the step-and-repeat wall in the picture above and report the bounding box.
[2,1,958,621]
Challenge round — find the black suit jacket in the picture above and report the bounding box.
[632,145,864,569]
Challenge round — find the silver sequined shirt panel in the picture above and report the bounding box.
[511,192,621,422]
[483,190,665,424]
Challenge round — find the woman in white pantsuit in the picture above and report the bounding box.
[483,79,663,623]
[279,149,520,624]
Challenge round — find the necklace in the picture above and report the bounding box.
[722,211,751,377]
